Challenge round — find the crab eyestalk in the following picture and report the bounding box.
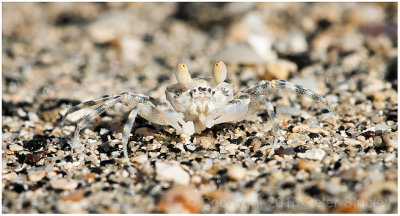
[212,61,227,84]
[175,63,191,85]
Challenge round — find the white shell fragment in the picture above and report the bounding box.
[175,63,191,85]
[297,149,326,161]
[155,161,190,185]
[28,170,46,182]
[212,61,227,84]
[50,178,78,190]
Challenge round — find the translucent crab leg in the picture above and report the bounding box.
[271,80,337,127]
[121,106,139,167]
[61,95,112,126]
[71,96,121,150]
[244,80,337,127]
[262,97,281,158]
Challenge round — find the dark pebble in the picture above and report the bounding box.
[281,182,295,189]
[294,145,308,153]
[245,180,255,188]
[2,100,32,117]
[282,148,295,155]
[279,52,312,70]
[89,166,102,174]
[259,192,269,200]
[333,160,341,170]
[230,136,243,144]
[97,144,118,157]
[138,75,146,81]
[57,170,67,176]
[360,130,375,139]
[385,57,397,83]
[374,145,387,153]
[100,159,115,166]
[304,185,322,197]
[166,144,181,153]
[16,153,27,164]
[274,146,284,155]
[253,151,263,158]
[65,155,73,162]
[143,34,154,43]
[317,18,332,30]
[9,183,27,193]
[84,191,92,197]
[158,153,167,159]
[22,201,31,209]
[340,178,358,188]
[217,168,227,175]
[211,175,230,186]
[23,135,51,152]
[308,133,319,138]
[154,57,167,67]
[180,161,192,167]
[26,151,47,164]
[287,125,294,133]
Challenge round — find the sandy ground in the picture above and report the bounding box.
[2,2,398,213]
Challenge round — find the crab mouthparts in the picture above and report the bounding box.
[189,98,217,133]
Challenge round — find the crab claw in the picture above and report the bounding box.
[175,63,191,85]
[212,61,227,84]
[160,109,195,136]
[180,120,195,136]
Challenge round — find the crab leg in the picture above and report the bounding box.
[243,95,281,157]
[71,96,122,149]
[61,95,112,125]
[121,106,139,167]
[262,97,281,158]
[271,80,337,126]
[243,80,337,126]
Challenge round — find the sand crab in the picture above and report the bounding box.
[61,61,336,166]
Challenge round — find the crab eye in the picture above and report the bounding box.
[175,62,191,85]
[212,61,227,84]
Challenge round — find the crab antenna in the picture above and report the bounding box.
[175,63,191,85]
[212,61,227,84]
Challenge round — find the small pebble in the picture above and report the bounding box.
[61,190,84,202]
[156,162,190,185]
[384,154,395,162]
[382,131,397,149]
[264,60,297,80]
[158,185,203,213]
[185,144,196,151]
[375,123,390,132]
[374,137,383,146]
[190,175,202,185]
[297,149,326,160]
[132,154,148,164]
[50,178,78,190]
[344,138,362,146]
[373,101,385,110]
[3,172,18,180]
[27,151,47,164]
[224,143,239,153]
[28,170,46,182]
[292,126,301,133]
[8,144,23,151]
[298,159,318,171]
[333,202,359,213]
[306,128,330,136]
[197,136,215,149]
[227,165,247,181]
